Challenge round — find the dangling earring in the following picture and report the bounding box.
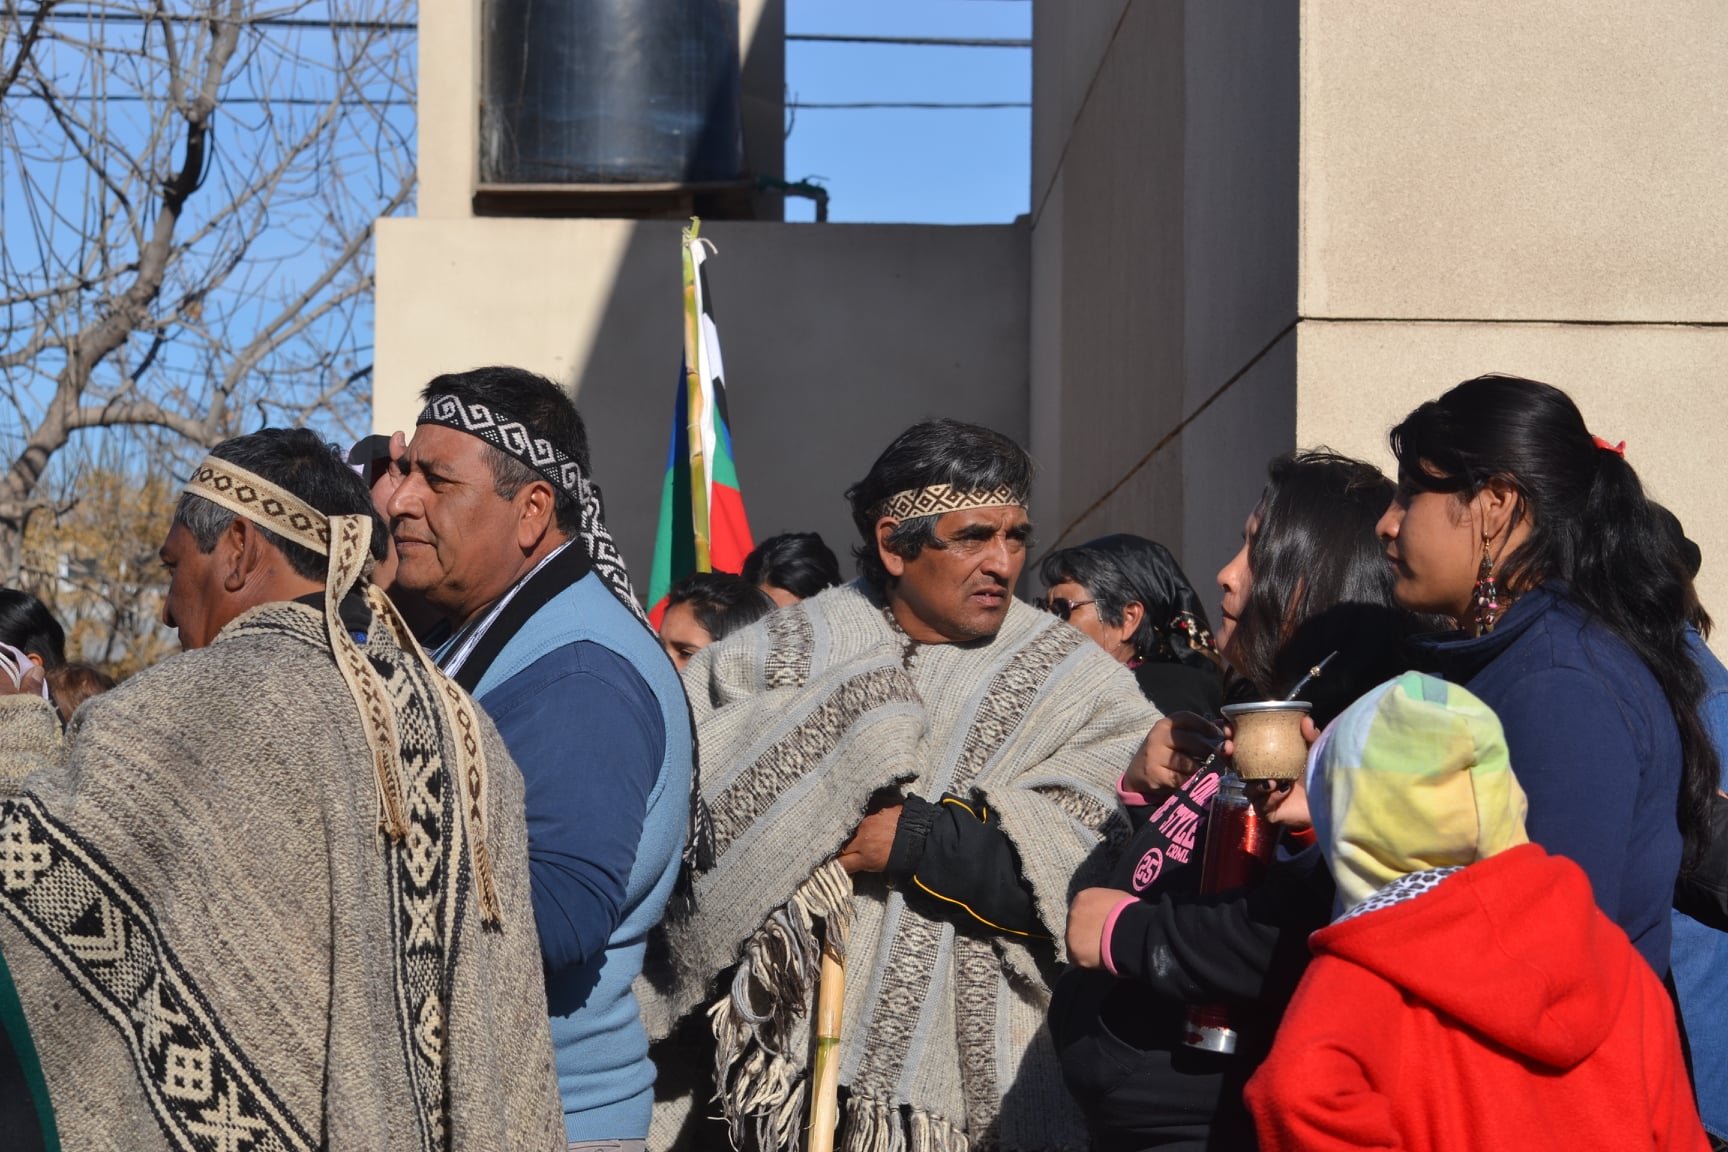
[1472,532,1509,634]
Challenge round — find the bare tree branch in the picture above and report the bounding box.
[0,1,415,581]
[66,396,209,440]
[0,0,55,103]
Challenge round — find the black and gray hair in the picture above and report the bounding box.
[844,419,1034,588]
[174,428,387,583]
[1038,534,1219,672]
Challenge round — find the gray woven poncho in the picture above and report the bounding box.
[645,581,1159,1152]
[0,599,564,1152]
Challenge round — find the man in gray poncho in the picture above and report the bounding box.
[0,429,562,1151]
[650,419,1161,1152]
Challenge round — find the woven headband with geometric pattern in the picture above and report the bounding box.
[871,482,1028,522]
[417,393,583,497]
[184,458,333,555]
[181,455,505,925]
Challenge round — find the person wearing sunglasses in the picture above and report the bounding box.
[1039,534,1223,717]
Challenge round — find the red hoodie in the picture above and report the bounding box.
[1245,844,1707,1152]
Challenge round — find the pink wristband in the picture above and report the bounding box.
[1116,774,1151,807]
[1099,895,1137,976]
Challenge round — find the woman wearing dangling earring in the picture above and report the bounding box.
[1378,374,1718,975]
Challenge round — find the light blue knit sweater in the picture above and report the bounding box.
[473,572,691,1141]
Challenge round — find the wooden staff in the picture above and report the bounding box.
[807,922,848,1152]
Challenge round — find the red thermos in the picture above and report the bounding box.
[1182,770,1278,1054]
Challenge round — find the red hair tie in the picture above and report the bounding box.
[1592,435,1627,457]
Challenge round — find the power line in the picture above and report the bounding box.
[16,94,1025,111]
[787,33,1029,48]
[22,14,1036,45]
[790,101,1028,110]
[15,9,416,32]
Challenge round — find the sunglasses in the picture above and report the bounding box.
[1041,596,1097,622]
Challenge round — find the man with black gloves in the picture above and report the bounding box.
[645,419,1159,1152]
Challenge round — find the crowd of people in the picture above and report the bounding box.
[0,367,1721,1152]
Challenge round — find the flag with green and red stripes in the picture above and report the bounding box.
[647,219,754,626]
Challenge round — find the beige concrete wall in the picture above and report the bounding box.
[1294,0,1728,649]
[415,0,784,220]
[1029,0,1299,603]
[374,218,1029,580]
[416,0,479,218]
[1299,0,1728,323]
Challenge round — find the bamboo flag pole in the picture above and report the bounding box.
[680,216,712,572]
[806,920,848,1152]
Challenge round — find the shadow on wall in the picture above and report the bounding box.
[569,219,1033,587]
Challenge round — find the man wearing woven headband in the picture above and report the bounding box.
[383,366,692,1152]
[0,428,562,1150]
[649,418,1160,1151]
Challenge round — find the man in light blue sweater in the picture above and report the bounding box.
[384,366,693,1150]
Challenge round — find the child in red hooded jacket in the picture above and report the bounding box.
[1245,672,1707,1152]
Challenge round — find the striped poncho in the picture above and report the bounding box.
[643,581,1159,1152]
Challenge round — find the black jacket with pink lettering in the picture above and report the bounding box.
[1047,764,1333,1152]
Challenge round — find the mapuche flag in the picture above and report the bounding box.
[646,219,754,627]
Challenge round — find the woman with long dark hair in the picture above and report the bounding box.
[1039,534,1223,715]
[1056,451,1432,1152]
[1379,374,1715,974]
[1214,453,1426,722]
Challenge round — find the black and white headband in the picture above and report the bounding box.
[417,394,649,626]
[418,394,585,498]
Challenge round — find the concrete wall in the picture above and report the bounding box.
[1030,0,1298,598]
[374,219,1029,581]
[1295,0,1728,637]
[1031,0,1728,637]
[389,0,1728,629]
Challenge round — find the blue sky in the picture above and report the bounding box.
[784,0,1030,224]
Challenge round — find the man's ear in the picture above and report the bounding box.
[875,518,907,578]
[223,518,258,592]
[514,480,558,551]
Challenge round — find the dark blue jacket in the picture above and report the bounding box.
[1412,583,1682,973]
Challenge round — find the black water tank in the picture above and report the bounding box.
[481,0,744,185]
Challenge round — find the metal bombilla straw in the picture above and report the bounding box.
[1284,651,1338,703]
